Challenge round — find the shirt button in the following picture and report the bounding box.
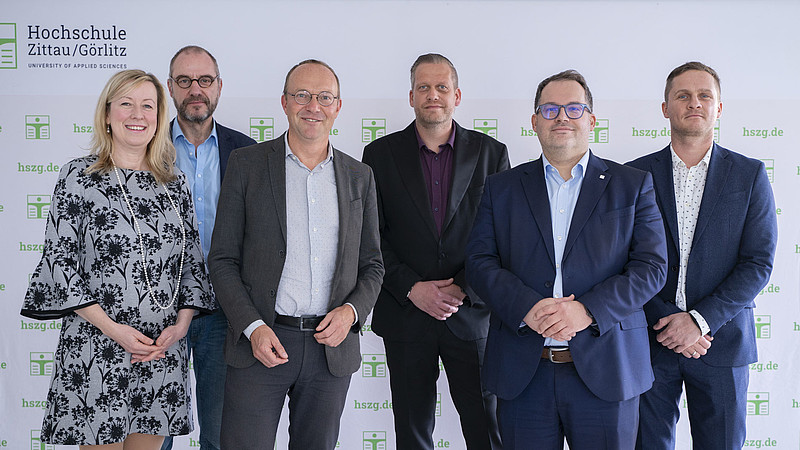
[434,207,439,212]
[313,227,317,232]
[435,180,439,185]
[559,208,565,213]
[557,235,563,241]
[311,199,316,203]
[197,174,202,178]
[314,257,319,262]
[198,197,202,201]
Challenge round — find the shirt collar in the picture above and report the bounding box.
[414,120,456,151]
[283,133,334,167]
[669,143,713,169]
[172,119,218,151]
[541,150,590,181]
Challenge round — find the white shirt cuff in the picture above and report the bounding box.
[243,319,266,340]
[688,310,710,336]
[345,302,358,326]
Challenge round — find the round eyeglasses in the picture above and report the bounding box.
[170,75,219,89]
[536,103,591,120]
[288,90,339,107]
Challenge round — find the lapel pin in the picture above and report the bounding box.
[599,174,606,179]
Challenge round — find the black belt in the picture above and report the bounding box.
[541,347,573,363]
[274,314,325,331]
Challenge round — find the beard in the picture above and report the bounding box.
[177,94,218,123]
[414,104,453,129]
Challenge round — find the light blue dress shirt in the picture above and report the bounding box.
[276,135,339,317]
[172,121,220,260]
[542,150,590,347]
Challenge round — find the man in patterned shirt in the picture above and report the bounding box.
[628,62,778,449]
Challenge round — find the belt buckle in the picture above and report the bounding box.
[299,314,317,331]
[546,347,569,364]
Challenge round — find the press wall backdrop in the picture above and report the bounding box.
[1,1,799,449]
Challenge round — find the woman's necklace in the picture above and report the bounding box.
[112,161,186,310]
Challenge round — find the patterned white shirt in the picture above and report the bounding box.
[671,144,712,335]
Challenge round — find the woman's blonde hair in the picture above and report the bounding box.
[87,69,176,184]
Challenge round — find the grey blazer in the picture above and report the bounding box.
[207,134,384,377]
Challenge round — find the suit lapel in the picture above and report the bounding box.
[563,152,609,260]
[268,135,288,243]
[443,122,479,234]
[521,159,556,267]
[650,146,680,252]
[217,123,234,184]
[330,148,354,305]
[693,143,731,244]
[391,123,439,237]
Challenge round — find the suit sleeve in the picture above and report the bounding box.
[692,163,777,334]
[342,166,385,328]
[466,176,547,329]
[454,143,511,308]
[577,172,669,335]
[361,145,422,306]
[207,150,264,342]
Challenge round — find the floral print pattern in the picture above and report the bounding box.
[21,156,214,445]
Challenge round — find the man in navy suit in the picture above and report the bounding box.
[628,62,777,450]
[466,70,668,449]
[162,45,256,450]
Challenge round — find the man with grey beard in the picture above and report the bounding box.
[161,45,256,450]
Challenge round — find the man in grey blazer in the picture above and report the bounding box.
[208,59,384,449]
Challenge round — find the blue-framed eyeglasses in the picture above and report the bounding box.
[536,103,591,120]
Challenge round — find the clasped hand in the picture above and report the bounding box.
[524,295,591,341]
[408,278,465,321]
[108,321,190,364]
[654,312,713,358]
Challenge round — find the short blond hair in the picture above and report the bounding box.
[87,69,176,184]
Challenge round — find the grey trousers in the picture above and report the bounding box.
[220,323,352,449]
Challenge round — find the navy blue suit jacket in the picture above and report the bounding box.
[627,144,777,367]
[169,119,257,183]
[466,152,667,402]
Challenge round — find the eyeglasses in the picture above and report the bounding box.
[170,75,219,89]
[287,90,339,107]
[536,103,591,120]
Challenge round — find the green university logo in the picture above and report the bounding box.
[0,23,17,69]
[435,393,442,416]
[474,119,498,138]
[362,119,386,143]
[249,117,274,142]
[361,354,387,377]
[32,429,55,450]
[589,119,609,144]
[27,194,50,219]
[747,392,769,415]
[760,159,775,183]
[714,119,721,142]
[26,115,51,139]
[362,431,387,450]
[754,315,771,339]
[30,352,54,376]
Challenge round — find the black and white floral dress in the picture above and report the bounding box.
[21,156,215,445]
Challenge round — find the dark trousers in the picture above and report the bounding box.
[636,349,749,450]
[384,321,500,450]
[220,323,351,450]
[161,309,227,450]
[498,359,639,450]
